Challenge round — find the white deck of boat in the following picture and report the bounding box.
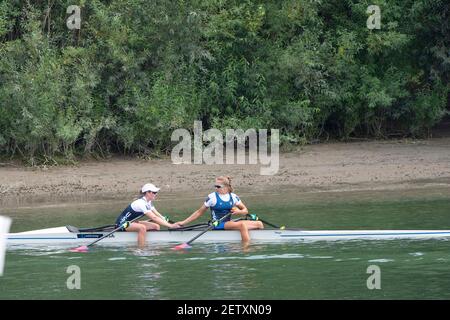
[7,226,450,246]
[15,227,69,234]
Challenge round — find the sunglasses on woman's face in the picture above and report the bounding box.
[151,191,158,195]
[214,185,224,189]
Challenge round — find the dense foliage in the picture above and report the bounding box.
[1,0,449,162]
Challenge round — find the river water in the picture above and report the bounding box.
[1,188,450,299]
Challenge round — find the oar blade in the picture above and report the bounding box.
[69,245,89,253]
[172,243,192,251]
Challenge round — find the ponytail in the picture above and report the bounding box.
[217,176,233,193]
[135,189,145,200]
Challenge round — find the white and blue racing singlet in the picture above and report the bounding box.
[204,192,241,222]
[115,197,154,226]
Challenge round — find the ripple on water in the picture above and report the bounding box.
[368,259,395,263]
[210,253,305,261]
[10,247,72,256]
[408,252,424,257]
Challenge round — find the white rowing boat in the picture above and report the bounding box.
[6,224,450,246]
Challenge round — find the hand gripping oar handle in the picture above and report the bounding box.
[175,212,233,249]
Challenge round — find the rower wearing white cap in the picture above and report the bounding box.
[115,183,180,246]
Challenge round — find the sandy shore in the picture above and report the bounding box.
[1,138,450,208]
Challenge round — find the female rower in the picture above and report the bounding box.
[115,183,180,247]
[176,176,264,242]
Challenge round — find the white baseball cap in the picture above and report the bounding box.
[141,183,160,193]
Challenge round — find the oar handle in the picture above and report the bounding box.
[246,214,283,229]
[146,218,176,224]
[259,218,280,229]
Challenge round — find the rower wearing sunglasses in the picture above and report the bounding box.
[176,176,264,242]
[115,183,180,247]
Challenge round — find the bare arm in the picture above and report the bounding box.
[178,205,208,226]
[152,208,168,221]
[146,209,177,228]
[231,202,248,215]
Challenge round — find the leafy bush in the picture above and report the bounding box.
[0,0,448,162]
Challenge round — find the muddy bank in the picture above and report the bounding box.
[1,138,450,208]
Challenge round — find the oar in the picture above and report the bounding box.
[247,214,285,230]
[172,212,233,250]
[145,214,175,224]
[70,213,145,252]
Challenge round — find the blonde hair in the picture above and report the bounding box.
[216,176,233,193]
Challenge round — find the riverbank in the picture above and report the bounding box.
[1,138,450,208]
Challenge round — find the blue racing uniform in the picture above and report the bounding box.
[206,192,241,230]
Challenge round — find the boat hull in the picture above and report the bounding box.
[6,226,450,246]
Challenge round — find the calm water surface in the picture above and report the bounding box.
[1,188,450,299]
